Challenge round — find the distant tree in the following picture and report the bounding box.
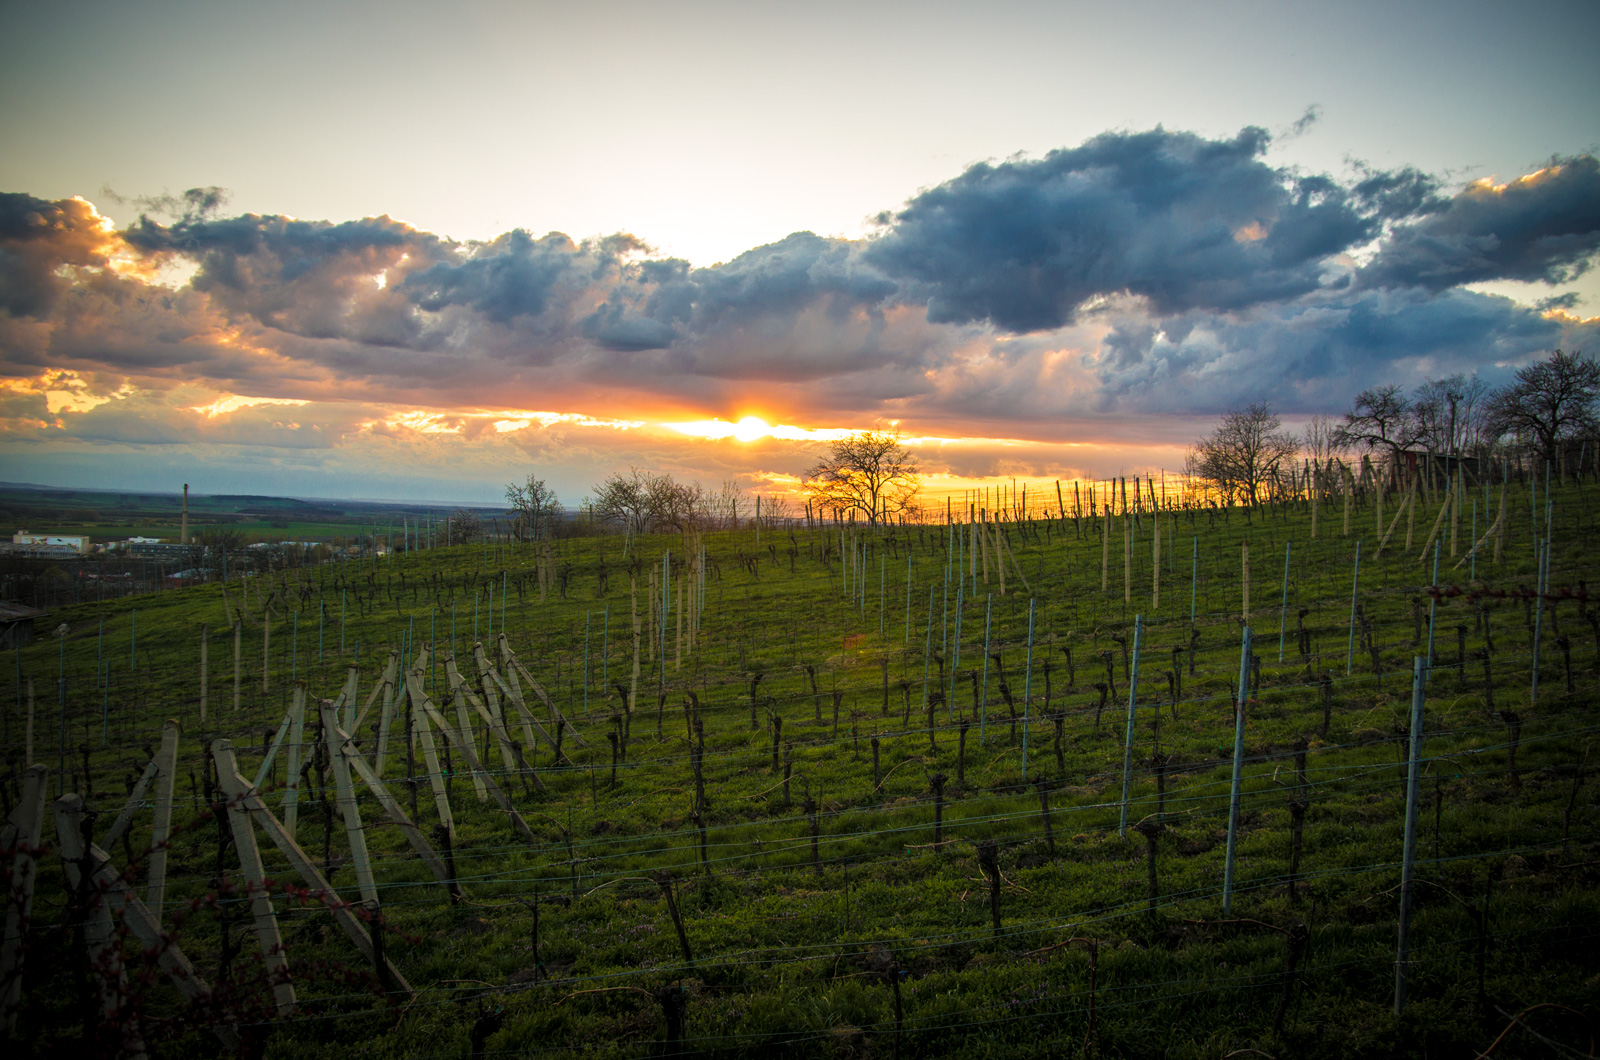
[1187,403,1298,507]
[445,508,484,544]
[1333,384,1422,461]
[1299,414,1344,461]
[1485,349,1600,463]
[802,430,920,526]
[1413,374,1493,457]
[505,475,562,541]
[592,470,707,534]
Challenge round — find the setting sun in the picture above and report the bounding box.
[733,415,770,442]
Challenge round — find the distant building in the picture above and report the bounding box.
[11,530,89,552]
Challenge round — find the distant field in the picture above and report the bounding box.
[0,482,501,544]
[11,520,405,542]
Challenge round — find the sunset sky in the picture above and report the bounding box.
[2,0,1597,507]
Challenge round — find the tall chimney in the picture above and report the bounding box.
[181,483,189,546]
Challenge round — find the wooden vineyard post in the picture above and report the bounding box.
[373,651,399,775]
[145,718,180,918]
[283,683,307,839]
[1122,516,1132,605]
[1101,506,1110,592]
[471,644,518,772]
[339,663,360,733]
[52,788,240,1051]
[447,665,490,802]
[1118,615,1144,837]
[1395,657,1427,1015]
[405,672,456,841]
[1311,461,1319,538]
[1346,541,1362,676]
[1494,483,1507,564]
[495,634,537,743]
[199,623,208,726]
[320,699,379,905]
[1222,625,1252,916]
[1241,541,1250,622]
[1152,511,1161,610]
[1343,462,1351,537]
[0,764,47,1036]
[213,740,413,1000]
[629,572,640,717]
[54,794,148,1060]
[329,719,461,902]
[233,622,242,713]
[410,671,540,841]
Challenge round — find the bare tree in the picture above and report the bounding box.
[592,470,708,534]
[1187,403,1298,507]
[1413,374,1493,457]
[1333,384,1422,461]
[1299,414,1344,461]
[1485,349,1600,463]
[505,475,562,541]
[802,430,920,526]
[445,508,484,544]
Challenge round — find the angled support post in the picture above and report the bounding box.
[1,765,48,1036]
[55,794,149,1059]
[214,740,413,999]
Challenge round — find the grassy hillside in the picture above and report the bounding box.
[5,476,1598,1058]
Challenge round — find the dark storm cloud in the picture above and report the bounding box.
[122,209,457,351]
[1358,156,1600,291]
[403,229,621,325]
[1087,287,1596,416]
[4,127,1598,438]
[0,192,115,317]
[863,126,1384,331]
[578,232,896,352]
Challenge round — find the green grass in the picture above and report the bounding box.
[5,477,1600,1058]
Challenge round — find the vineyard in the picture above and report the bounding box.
[4,469,1599,1059]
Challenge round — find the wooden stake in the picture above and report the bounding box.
[145,718,180,919]
[0,764,47,1036]
[1242,541,1250,621]
[262,611,271,694]
[329,720,459,901]
[408,674,538,843]
[630,572,641,714]
[213,740,413,998]
[199,623,208,726]
[55,794,149,1058]
[446,669,490,801]
[1101,505,1110,591]
[372,651,399,776]
[405,672,456,839]
[320,699,379,905]
[283,682,307,838]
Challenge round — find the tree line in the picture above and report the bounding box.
[1188,349,1600,505]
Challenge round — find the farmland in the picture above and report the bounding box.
[4,472,1599,1059]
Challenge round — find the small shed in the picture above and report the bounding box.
[0,601,47,649]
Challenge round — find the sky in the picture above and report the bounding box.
[1,0,1597,508]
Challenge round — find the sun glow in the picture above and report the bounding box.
[665,416,856,443]
[190,395,311,418]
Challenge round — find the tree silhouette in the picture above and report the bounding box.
[1187,403,1297,507]
[1486,349,1600,464]
[802,430,920,526]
